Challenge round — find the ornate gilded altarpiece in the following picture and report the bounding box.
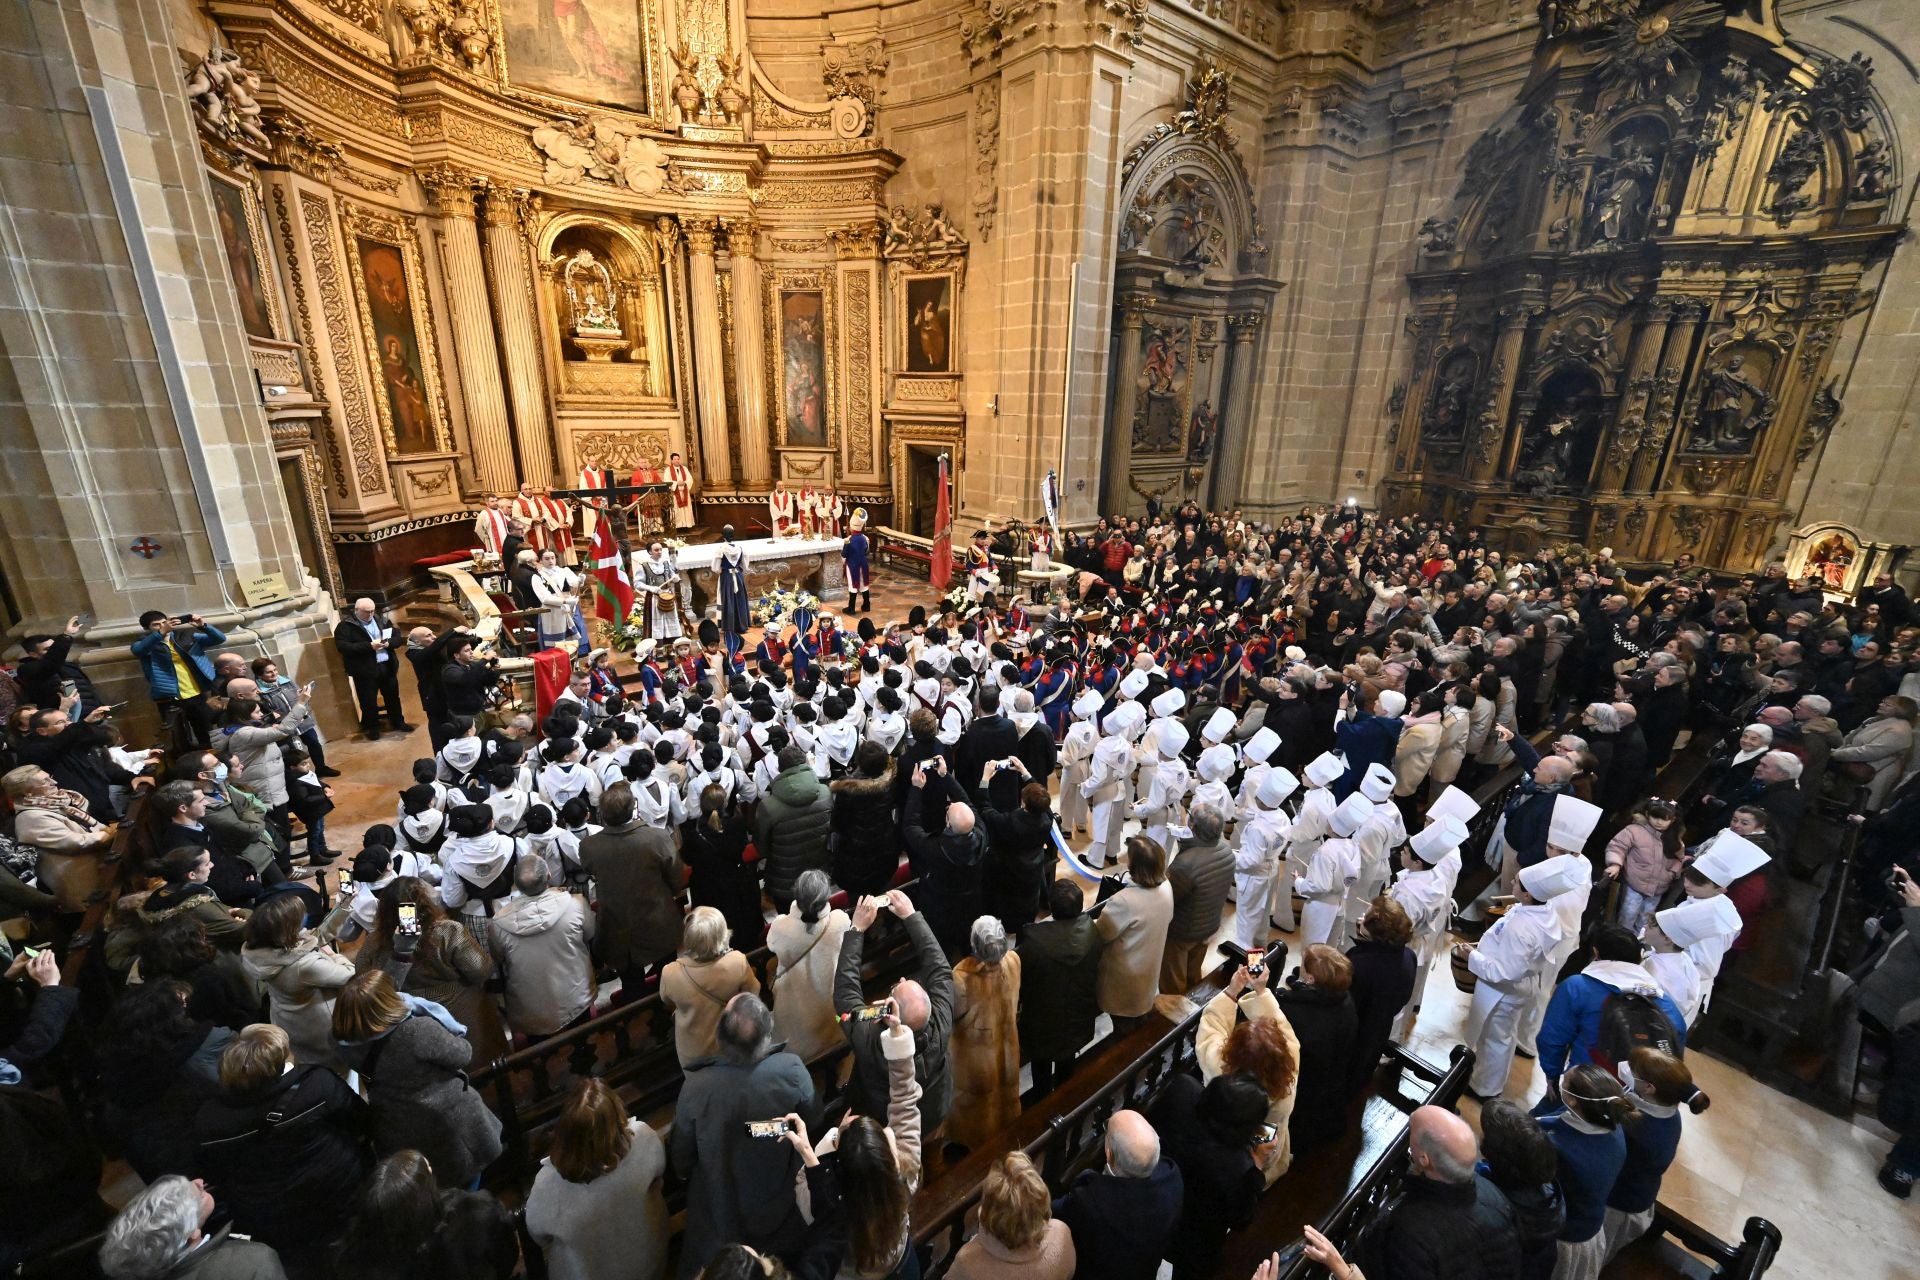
[1383,1,1903,570]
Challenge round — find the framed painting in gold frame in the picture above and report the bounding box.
[340,205,454,458]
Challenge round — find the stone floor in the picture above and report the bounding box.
[293,564,1916,1280]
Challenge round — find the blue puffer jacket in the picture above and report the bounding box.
[130,623,226,699]
[1537,963,1687,1082]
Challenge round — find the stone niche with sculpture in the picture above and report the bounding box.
[1383,0,1904,570]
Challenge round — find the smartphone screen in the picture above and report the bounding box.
[1246,947,1265,977]
[1255,1122,1278,1145]
[337,869,353,894]
[397,903,418,933]
[840,1003,887,1024]
[746,1119,791,1138]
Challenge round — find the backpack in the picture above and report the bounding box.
[1591,988,1680,1074]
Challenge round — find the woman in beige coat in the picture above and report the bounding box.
[239,891,356,1070]
[766,869,850,1063]
[1095,836,1175,1023]
[1832,696,1917,810]
[1197,962,1300,1184]
[5,764,115,912]
[948,915,1023,1150]
[659,906,761,1068]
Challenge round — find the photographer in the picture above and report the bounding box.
[17,615,98,716]
[17,701,146,822]
[130,610,226,748]
[429,627,502,722]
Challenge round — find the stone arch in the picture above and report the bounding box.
[1115,132,1261,278]
[536,212,673,396]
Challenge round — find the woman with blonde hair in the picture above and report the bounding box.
[1196,961,1300,1183]
[766,868,850,1062]
[658,905,761,1068]
[4,763,114,912]
[526,1078,669,1280]
[948,915,1022,1150]
[333,968,503,1188]
[948,1151,1075,1280]
[1275,943,1358,1155]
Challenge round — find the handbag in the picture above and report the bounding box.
[1837,760,1879,783]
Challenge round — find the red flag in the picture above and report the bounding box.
[587,515,635,622]
[930,453,953,591]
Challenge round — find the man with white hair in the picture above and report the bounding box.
[1050,1109,1183,1280]
[100,1174,289,1280]
[331,596,413,740]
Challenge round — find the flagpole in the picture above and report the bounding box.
[1059,261,1078,519]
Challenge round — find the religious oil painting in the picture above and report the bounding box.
[904,275,954,373]
[207,173,274,341]
[354,238,440,456]
[1131,319,1191,454]
[781,290,829,448]
[504,0,650,113]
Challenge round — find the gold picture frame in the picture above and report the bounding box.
[340,204,455,458]
[204,168,284,343]
[898,270,958,375]
[768,268,839,451]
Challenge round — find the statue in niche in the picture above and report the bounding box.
[1425,355,1476,439]
[1512,410,1581,492]
[1806,530,1858,591]
[1188,399,1217,462]
[1586,137,1658,247]
[1688,354,1773,453]
[557,249,621,336]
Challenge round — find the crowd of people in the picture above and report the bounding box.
[0,499,1916,1280]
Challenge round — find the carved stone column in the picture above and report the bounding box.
[1102,298,1152,514]
[723,217,770,486]
[421,166,516,495]
[682,216,733,488]
[481,188,556,486]
[1212,312,1264,508]
[1464,308,1531,484]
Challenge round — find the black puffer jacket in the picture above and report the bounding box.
[754,764,833,908]
[828,767,898,897]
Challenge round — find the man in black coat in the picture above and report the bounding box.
[17,706,140,821]
[1018,880,1104,1097]
[428,627,501,720]
[16,617,99,715]
[403,626,451,749]
[954,686,1020,794]
[332,597,412,739]
[974,758,1053,930]
[901,760,988,959]
[1311,1105,1522,1280]
[1052,1110,1184,1280]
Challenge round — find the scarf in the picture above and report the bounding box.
[15,787,99,828]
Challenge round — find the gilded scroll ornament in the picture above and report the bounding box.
[299,191,388,495]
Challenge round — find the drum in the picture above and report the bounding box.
[658,584,680,612]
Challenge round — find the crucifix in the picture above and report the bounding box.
[549,477,674,564]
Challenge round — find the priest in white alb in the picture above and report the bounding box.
[666,451,696,531]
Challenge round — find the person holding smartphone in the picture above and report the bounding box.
[1148,1070,1274,1280]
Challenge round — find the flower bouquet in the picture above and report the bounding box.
[751,584,821,631]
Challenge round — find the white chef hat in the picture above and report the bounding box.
[1197,743,1236,783]
[1243,728,1281,764]
[1519,853,1590,902]
[1202,707,1238,744]
[1410,817,1470,864]
[1151,688,1186,718]
[1258,767,1301,808]
[1072,690,1105,721]
[1330,792,1373,837]
[1119,670,1150,699]
[1376,689,1407,718]
[1284,645,1306,662]
[1359,762,1397,803]
[1103,702,1142,737]
[1426,785,1481,827]
[1548,796,1605,852]
[1305,752,1346,788]
[1655,894,1744,948]
[1691,831,1771,887]
[1155,720,1191,758]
